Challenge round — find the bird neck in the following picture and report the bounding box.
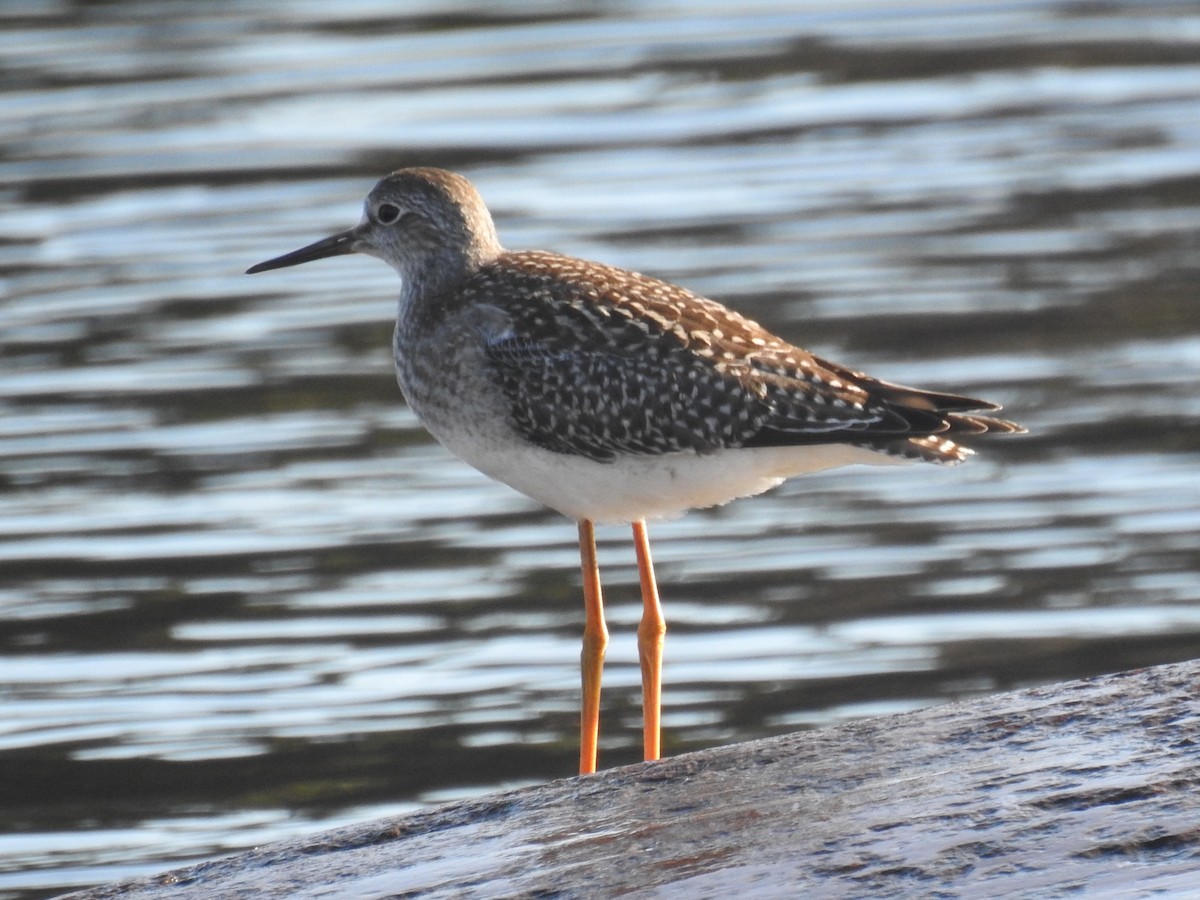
[399,238,495,303]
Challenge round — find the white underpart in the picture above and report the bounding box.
[436,427,910,524]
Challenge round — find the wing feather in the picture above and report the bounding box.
[466,251,1021,464]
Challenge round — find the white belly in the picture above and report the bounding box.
[430,424,907,524]
[397,334,909,524]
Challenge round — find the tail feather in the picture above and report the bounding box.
[741,352,1024,462]
[863,411,1025,464]
[946,412,1025,436]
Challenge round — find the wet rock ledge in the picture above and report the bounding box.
[61,660,1200,899]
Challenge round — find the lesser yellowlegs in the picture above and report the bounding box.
[247,167,1022,775]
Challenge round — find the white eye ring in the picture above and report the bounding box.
[376,203,402,224]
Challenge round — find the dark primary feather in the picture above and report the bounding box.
[465,250,1021,463]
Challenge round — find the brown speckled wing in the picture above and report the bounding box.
[471,251,1015,463]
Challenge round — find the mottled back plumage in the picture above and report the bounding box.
[440,250,1019,465]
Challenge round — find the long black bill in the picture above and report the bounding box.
[246,229,358,274]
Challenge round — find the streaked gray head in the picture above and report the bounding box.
[247,167,503,295]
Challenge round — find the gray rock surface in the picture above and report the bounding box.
[59,661,1200,898]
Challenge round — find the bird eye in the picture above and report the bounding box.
[376,203,402,224]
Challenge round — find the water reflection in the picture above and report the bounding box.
[3,0,1200,897]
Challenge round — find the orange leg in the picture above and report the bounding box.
[632,519,665,762]
[577,519,608,775]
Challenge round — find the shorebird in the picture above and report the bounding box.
[247,167,1022,775]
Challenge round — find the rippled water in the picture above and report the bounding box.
[3,0,1200,896]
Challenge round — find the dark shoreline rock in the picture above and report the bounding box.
[58,660,1200,898]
